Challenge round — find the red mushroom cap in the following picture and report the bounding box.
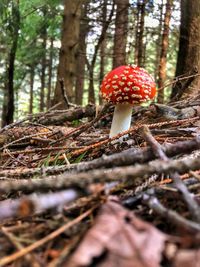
[100,65,156,104]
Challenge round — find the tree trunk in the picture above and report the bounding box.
[88,1,114,104]
[157,0,173,103]
[47,37,54,110]
[154,0,164,81]
[112,0,129,68]
[53,0,83,107]
[40,9,47,112]
[134,1,140,65]
[134,0,146,67]
[2,1,20,127]
[171,0,200,100]
[99,0,108,105]
[29,66,35,114]
[137,0,146,67]
[75,1,89,105]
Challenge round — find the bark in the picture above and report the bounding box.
[154,0,164,80]
[134,0,146,67]
[112,0,129,68]
[40,7,47,112]
[157,0,173,103]
[75,1,90,105]
[1,153,200,194]
[99,0,108,104]
[29,66,35,114]
[171,0,200,100]
[2,1,20,127]
[88,2,114,103]
[137,0,146,67]
[134,2,139,65]
[47,37,54,109]
[54,0,83,107]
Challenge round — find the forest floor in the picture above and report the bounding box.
[0,97,200,267]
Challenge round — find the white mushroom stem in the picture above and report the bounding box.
[109,103,133,139]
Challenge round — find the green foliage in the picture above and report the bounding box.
[0,0,181,119]
[73,151,88,164]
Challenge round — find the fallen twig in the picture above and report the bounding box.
[1,155,200,194]
[0,207,95,266]
[141,125,200,223]
[142,193,200,232]
[0,189,81,220]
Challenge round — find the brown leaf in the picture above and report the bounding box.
[173,249,200,267]
[67,199,167,267]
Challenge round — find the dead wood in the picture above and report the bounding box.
[0,155,200,195]
[0,99,200,265]
[0,189,82,220]
[0,135,200,179]
[141,125,200,223]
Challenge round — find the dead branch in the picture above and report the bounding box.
[0,189,81,221]
[142,193,200,232]
[0,135,200,179]
[141,125,200,223]
[0,207,95,266]
[1,155,200,195]
[38,104,99,125]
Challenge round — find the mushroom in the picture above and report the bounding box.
[100,65,156,139]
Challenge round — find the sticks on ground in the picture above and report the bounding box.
[1,155,200,195]
[0,189,81,220]
[142,193,200,232]
[141,125,200,223]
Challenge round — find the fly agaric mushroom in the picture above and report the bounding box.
[100,65,156,139]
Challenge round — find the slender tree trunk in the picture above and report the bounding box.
[2,1,20,127]
[154,0,164,80]
[40,8,47,112]
[99,0,108,104]
[112,0,129,68]
[171,0,200,100]
[134,1,140,65]
[29,66,35,114]
[53,0,83,107]
[137,0,146,67]
[47,37,54,109]
[157,0,173,103]
[88,2,114,103]
[75,1,89,105]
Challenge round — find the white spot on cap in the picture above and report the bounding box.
[130,64,137,68]
[124,70,129,74]
[129,74,134,79]
[124,96,130,100]
[105,84,110,89]
[127,82,133,86]
[131,94,142,99]
[124,87,130,92]
[113,85,119,89]
[113,75,118,79]
[132,86,140,91]
[116,96,122,101]
[112,80,117,84]
[121,76,127,80]
[119,81,125,86]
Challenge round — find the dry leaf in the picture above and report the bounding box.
[67,199,167,267]
[173,249,200,267]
